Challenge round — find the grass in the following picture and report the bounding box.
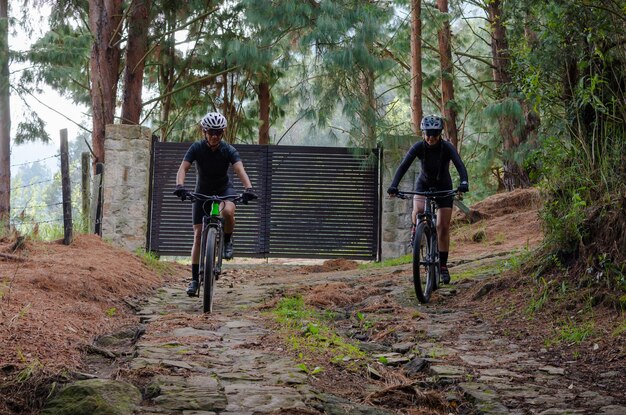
[359,253,412,269]
[526,281,550,315]
[271,296,366,367]
[134,248,171,275]
[553,319,595,345]
[452,264,501,281]
[612,319,626,337]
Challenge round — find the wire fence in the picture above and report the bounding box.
[10,153,60,168]
[8,134,96,243]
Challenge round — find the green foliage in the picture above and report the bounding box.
[359,253,411,269]
[506,0,626,278]
[613,320,626,337]
[20,24,92,106]
[15,357,43,383]
[134,248,169,275]
[14,111,51,144]
[554,319,594,345]
[296,362,322,375]
[271,296,366,365]
[526,277,550,315]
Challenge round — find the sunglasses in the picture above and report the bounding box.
[204,128,224,136]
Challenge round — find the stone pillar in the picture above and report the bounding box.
[381,148,419,260]
[102,125,152,251]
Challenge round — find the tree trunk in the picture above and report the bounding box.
[360,67,377,147]
[487,0,511,88]
[121,0,151,125]
[487,0,530,190]
[409,0,423,135]
[258,79,270,145]
[436,0,459,149]
[0,0,9,230]
[89,0,122,163]
[158,10,175,141]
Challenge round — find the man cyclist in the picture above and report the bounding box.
[387,114,469,284]
[173,112,257,296]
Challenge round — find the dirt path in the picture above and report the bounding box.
[3,190,624,414]
[94,251,624,415]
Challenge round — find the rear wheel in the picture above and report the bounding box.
[203,228,218,313]
[413,222,434,303]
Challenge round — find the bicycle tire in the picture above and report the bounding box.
[216,230,224,276]
[203,227,218,313]
[430,229,440,291]
[413,222,434,303]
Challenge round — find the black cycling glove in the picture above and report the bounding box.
[458,181,469,193]
[387,186,398,196]
[242,188,258,203]
[173,184,187,201]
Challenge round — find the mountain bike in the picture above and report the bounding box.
[396,189,458,304]
[184,192,245,313]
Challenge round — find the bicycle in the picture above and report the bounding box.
[396,189,458,304]
[183,191,246,313]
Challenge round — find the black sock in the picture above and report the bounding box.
[440,251,449,268]
[224,233,232,243]
[192,263,199,281]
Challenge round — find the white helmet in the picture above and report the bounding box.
[420,114,444,131]
[200,112,227,130]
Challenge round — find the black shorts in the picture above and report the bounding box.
[192,185,237,225]
[414,181,454,209]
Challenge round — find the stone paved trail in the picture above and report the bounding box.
[119,256,625,415]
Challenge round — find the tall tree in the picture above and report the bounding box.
[121,0,151,125]
[436,0,458,148]
[89,0,122,163]
[486,0,530,190]
[409,0,423,134]
[257,76,270,145]
[0,0,9,231]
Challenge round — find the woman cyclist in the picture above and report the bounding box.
[387,115,469,284]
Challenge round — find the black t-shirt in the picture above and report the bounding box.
[183,140,242,192]
[390,139,468,189]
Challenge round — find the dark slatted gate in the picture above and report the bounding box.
[148,143,382,260]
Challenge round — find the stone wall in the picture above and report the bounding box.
[102,125,152,251]
[381,148,419,260]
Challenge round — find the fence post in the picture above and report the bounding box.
[90,163,104,236]
[81,152,90,232]
[60,129,73,245]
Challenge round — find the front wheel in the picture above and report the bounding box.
[413,222,435,303]
[203,227,218,313]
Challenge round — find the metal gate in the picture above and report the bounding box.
[148,143,382,260]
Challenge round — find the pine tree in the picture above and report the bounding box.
[89,0,123,163]
[409,0,423,134]
[436,0,458,148]
[0,0,9,231]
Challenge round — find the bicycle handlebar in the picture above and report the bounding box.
[395,189,459,200]
[185,192,246,204]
